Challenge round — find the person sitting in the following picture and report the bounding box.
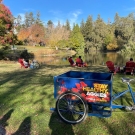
[68,56,76,66]
[124,58,135,75]
[76,56,87,67]
[23,59,30,68]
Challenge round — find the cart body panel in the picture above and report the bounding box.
[54,71,113,108]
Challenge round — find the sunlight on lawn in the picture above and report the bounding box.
[0,62,135,135]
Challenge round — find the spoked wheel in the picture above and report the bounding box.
[33,62,40,69]
[56,91,88,124]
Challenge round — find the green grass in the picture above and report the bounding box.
[0,62,135,135]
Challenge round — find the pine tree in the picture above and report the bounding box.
[69,24,85,54]
[65,19,71,31]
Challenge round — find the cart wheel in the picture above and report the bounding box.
[56,91,88,124]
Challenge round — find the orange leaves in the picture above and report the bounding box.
[29,24,45,43]
[17,24,45,44]
[17,28,30,41]
[106,43,118,51]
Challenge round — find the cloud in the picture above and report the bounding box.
[68,10,82,25]
[45,9,82,28]
[49,10,63,17]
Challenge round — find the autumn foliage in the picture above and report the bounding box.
[0,2,13,45]
[17,24,46,45]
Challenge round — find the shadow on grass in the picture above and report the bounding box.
[12,116,31,135]
[0,63,135,134]
[49,112,74,135]
[0,109,14,135]
[99,113,135,135]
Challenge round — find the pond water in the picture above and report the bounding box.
[35,52,135,67]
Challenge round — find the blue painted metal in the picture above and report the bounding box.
[112,104,125,109]
[53,71,113,118]
[52,70,135,119]
[128,84,135,104]
[112,89,129,101]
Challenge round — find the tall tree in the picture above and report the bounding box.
[47,20,53,28]
[69,24,85,54]
[92,15,108,51]
[65,19,71,31]
[82,15,93,52]
[114,13,134,50]
[35,11,42,24]
[80,19,85,36]
[46,24,70,47]
[24,12,35,28]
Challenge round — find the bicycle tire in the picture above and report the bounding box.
[56,91,88,124]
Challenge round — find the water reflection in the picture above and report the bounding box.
[84,52,135,66]
[34,52,135,66]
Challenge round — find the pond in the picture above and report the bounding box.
[35,52,135,67]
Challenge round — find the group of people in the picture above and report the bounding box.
[18,57,35,69]
[112,58,135,74]
[68,56,87,67]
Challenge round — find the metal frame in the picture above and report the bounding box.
[111,78,135,110]
[51,71,135,122]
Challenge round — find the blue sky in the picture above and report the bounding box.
[3,0,135,26]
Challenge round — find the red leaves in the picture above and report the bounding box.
[0,3,13,45]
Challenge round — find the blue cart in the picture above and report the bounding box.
[51,71,135,124]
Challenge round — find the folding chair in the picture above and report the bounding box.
[106,61,120,74]
[18,58,29,68]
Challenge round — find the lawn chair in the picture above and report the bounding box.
[124,61,135,75]
[18,58,29,68]
[68,57,76,67]
[106,61,120,74]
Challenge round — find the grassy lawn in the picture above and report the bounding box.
[0,62,135,135]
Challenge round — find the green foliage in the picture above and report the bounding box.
[20,49,34,59]
[69,24,85,54]
[65,19,71,31]
[56,39,69,48]
[82,15,93,42]
[0,44,11,59]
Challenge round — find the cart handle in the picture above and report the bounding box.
[121,78,134,84]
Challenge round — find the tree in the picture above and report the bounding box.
[81,16,93,52]
[114,13,134,50]
[0,2,14,45]
[29,24,46,45]
[35,11,42,24]
[47,20,53,28]
[17,28,30,44]
[24,12,35,28]
[92,15,108,51]
[80,19,85,36]
[46,24,70,47]
[69,24,85,54]
[65,19,71,31]
[18,23,46,45]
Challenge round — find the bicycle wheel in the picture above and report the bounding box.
[33,62,40,68]
[56,91,88,124]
